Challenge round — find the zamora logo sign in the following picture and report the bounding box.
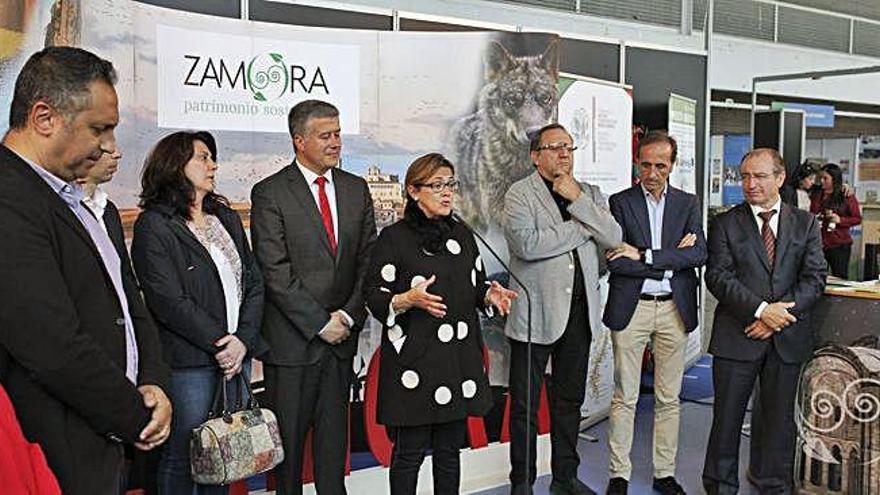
[183,52,330,102]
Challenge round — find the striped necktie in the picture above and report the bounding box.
[758,209,777,268]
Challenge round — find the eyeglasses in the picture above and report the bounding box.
[536,142,577,153]
[416,179,460,193]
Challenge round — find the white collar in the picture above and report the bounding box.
[749,197,782,217]
[640,183,668,201]
[296,160,333,185]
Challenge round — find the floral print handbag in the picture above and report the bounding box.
[190,373,284,485]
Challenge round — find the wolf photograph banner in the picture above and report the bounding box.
[0,1,564,391]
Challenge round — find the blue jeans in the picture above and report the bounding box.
[157,364,250,495]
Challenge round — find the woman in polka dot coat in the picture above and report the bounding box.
[366,153,517,495]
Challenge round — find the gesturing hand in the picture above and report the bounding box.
[485,280,518,316]
[398,275,447,318]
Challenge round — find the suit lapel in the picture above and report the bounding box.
[774,203,794,274]
[627,187,652,247]
[661,188,681,249]
[168,217,214,264]
[287,164,334,257]
[528,172,564,224]
[735,202,771,273]
[52,205,102,262]
[331,169,348,265]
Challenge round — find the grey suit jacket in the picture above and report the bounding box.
[503,171,622,345]
[250,162,377,366]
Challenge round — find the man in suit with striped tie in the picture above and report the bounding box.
[702,148,826,494]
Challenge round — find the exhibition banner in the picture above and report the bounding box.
[155,24,361,133]
[668,93,697,194]
[557,74,633,418]
[558,75,633,196]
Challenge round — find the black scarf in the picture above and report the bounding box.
[403,199,454,255]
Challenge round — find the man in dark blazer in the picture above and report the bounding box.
[251,100,377,495]
[603,132,706,495]
[0,47,171,495]
[702,148,826,494]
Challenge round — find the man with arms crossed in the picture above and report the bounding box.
[251,100,376,494]
[0,47,171,495]
[504,123,622,495]
[603,131,706,495]
[702,148,826,494]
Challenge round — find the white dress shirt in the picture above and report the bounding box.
[640,184,674,295]
[295,160,353,330]
[296,160,338,244]
[82,186,109,233]
[750,197,782,318]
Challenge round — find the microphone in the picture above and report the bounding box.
[451,211,536,485]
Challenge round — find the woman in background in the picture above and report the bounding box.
[810,163,862,278]
[131,131,266,494]
[790,161,818,211]
[365,153,516,495]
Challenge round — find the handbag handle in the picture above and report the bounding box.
[207,372,262,424]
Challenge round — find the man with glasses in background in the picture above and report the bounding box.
[503,123,622,495]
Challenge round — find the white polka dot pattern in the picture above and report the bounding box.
[457,321,468,340]
[434,386,452,405]
[437,324,454,343]
[461,380,477,398]
[381,264,396,282]
[401,370,419,389]
[475,255,483,271]
[411,275,426,288]
[387,325,403,342]
[470,269,476,286]
[446,239,461,255]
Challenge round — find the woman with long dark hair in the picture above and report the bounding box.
[131,131,266,494]
[789,161,818,211]
[365,153,516,494]
[810,163,862,278]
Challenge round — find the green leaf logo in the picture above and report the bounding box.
[253,91,266,102]
[270,53,284,63]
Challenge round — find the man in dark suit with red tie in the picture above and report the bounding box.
[251,100,377,494]
[702,148,826,494]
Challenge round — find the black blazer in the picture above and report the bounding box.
[131,203,267,368]
[603,186,707,332]
[706,201,827,364]
[0,144,167,493]
[250,163,377,366]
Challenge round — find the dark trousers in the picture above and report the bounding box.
[824,244,851,279]
[264,353,351,495]
[703,346,802,495]
[508,297,591,485]
[388,420,466,495]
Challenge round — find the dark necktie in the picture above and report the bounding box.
[315,176,337,255]
[758,210,777,267]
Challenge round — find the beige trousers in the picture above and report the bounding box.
[608,299,688,480]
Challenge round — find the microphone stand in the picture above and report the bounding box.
[452,213,534,488]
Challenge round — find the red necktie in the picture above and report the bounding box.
[314,176,337,255]
[758,210,777,267]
